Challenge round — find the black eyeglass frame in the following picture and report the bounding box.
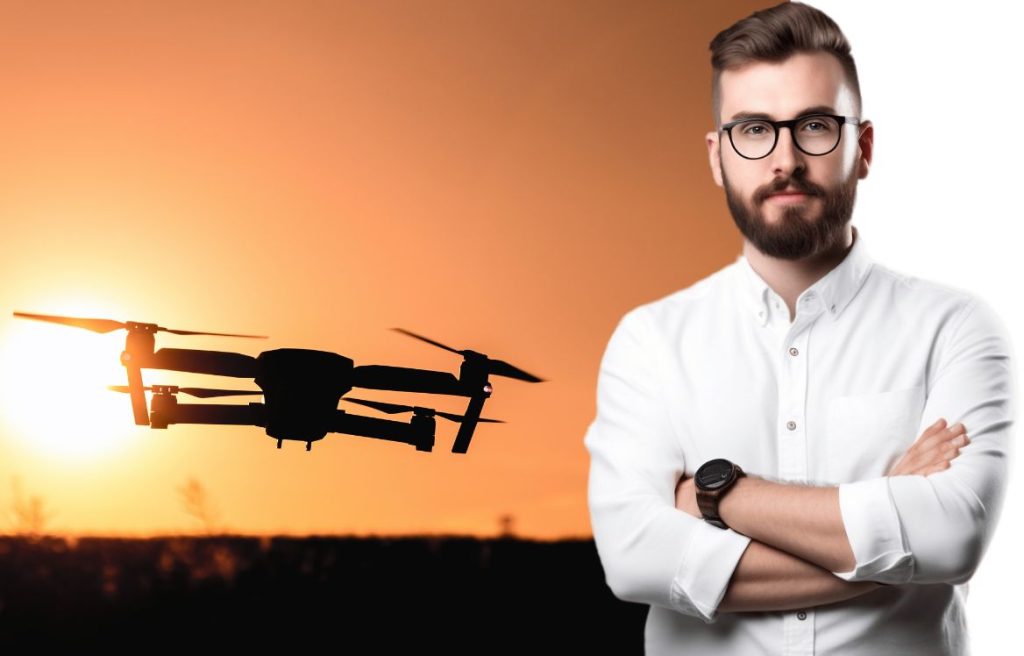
[720,114,861,160]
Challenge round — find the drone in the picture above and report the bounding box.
[11,311,544,453]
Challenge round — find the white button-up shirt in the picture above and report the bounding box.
[584,225,1016,655]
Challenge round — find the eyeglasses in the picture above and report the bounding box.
[720,113,861,160]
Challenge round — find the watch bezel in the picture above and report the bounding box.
[696,458,737,491]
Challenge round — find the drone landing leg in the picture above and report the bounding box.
[452,391,488,454]
[306,441,312,452]
[125,364,150,426]
[277,439,283,449]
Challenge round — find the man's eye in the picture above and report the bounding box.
[800,117,837,133]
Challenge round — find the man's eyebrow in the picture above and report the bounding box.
[728,105,838,121]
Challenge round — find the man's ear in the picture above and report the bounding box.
[856,119,873,179]
[707,130,724,187]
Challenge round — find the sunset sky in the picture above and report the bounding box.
[0,0,1018,557]
[0,0,774,537]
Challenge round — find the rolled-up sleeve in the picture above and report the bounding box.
[833,296,1016,584]
[584,307,751,623]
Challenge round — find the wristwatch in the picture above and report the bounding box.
[695,458,746,530]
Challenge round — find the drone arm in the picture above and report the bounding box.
[331,410,422,448]
[161,402,267,427]
[149,348,259,378]
[352,365,464,395]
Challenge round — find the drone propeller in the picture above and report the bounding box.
[108,385,263,399]
[390,327,544,383]
[13,311,266,338]
[342,396,504,424]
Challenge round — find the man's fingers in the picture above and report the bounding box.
[891,423,970,477]
[924,460,952,476]
[920,421,966,452]
[935,424,968,451]
[917,417,950,442]
[919,438,963,466]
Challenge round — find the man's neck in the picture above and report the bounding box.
[743,225,855,322]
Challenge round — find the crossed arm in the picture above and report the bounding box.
[587,298,1014,621]
[675,476,877,613]
[670,298,1014,616]
[673,409,980,613]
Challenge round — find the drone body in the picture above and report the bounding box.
[13,312,541,453]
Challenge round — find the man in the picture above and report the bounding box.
[583,2,1016,654]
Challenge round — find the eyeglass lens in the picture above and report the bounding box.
[731,115,841,158]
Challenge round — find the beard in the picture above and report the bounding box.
[722,165,857,260]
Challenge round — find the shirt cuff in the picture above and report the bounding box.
[832,477,914,583]
[670,519,752,623]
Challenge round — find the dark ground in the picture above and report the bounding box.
[0,535,648,651]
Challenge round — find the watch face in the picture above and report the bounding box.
[696,459,735,490]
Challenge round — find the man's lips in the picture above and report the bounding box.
[766,189,814,202]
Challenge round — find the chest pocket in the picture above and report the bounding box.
[825,385,926,483]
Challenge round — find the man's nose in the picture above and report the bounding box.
[769,125,805,175]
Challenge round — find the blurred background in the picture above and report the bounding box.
[0,0,771,540]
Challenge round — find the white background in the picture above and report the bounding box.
[806,2,1022,652]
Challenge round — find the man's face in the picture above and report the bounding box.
[706,52,872,260]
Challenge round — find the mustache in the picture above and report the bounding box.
[757,178,823,203]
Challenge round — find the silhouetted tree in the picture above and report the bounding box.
[10,475,55,539]
[498,513,516,538]
[177,476,222,534]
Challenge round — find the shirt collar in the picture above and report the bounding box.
[732,224,875,326]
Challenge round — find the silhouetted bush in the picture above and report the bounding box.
[0,535,646,652]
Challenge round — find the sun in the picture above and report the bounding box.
[0,305,141,461]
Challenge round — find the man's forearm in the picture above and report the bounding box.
[719,537,881,613]
[719,475,857,574]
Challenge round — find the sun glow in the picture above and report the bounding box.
[1,303,142,461]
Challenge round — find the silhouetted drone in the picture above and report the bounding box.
[12,312,544,453]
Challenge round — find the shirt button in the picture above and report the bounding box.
[786,420,797,430]
[797,611,807,620]
[789,347,799,356]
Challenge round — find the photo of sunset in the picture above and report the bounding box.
[0,0,779,648]
[2,0,1017,651]
[1,0,765,540]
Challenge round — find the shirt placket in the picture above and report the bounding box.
[769,290,823,656]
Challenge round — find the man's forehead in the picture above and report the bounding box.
[719,52,856,122]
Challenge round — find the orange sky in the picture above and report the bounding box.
[0,0,773,537]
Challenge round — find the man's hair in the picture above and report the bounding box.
[709,1,862,131]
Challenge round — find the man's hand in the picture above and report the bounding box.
[888,417,969,477]
[674,473,700,517]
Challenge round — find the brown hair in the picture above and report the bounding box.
[709,1,861,130]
